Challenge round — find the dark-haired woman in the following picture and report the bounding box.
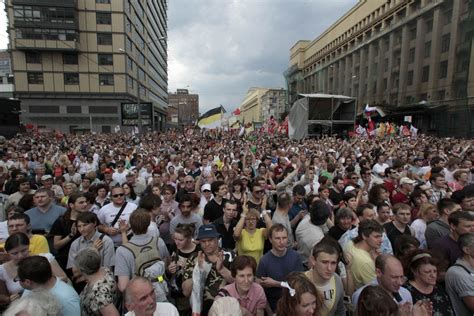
[166,224,199,315]
[50,193,89,272]
[403,250,454,315]
[0,232,67,305]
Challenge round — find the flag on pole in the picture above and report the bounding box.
[197,105,226,129]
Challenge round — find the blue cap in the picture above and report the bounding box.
[196,224,221,240]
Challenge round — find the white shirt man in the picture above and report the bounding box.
[97,187,137,246]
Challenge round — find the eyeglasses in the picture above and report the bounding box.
[112,193,125,198]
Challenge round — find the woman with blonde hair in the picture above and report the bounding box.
[234,204,272,264]
[276,272,323,316]
[411,203,439,248]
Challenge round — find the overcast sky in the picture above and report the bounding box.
[0,0,357,113]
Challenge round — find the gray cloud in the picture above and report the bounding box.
[168,0,357,113]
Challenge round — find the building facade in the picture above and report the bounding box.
[167,88,199,126]
[0,50,14,98]
[285,0,473,137]
[260,88,288,122]
[239,87,269,124]
[6,0,168,133]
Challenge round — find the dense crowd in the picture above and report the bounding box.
[0,129,472,316]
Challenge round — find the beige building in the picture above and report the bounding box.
[239,87,269,124]
[285,0,473,137]
[6,0,168,133]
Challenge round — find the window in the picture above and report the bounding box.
[422,66,430,82]
[99,74,114,85]
[29,106,59,113]
[64,73,79,85]
[25,52,41,64]
[443,9,452,25]
[127,57,134,71]
[96,0,111,3]
[67,106,81,113]
[437,90,445,100]
[97,33,112,45]
[96,12,111,25]
[101,126,111,133]
[409,48,415,63]
[63,53,78,65]
[439,60,448,79]
[424,41,431,58]
[407,71,414,85]
[27,72,43,84]
[441,34,450,53]
[409,26,417,40]
[89,106,117,114]
[98,54,113,65]
[425,19,433,33]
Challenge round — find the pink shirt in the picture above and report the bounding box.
[218,282,267,314]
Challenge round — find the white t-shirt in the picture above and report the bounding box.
[411,219,427,248]
[125,302,179,316]
[97,202,137,245]
[372,163,389,176]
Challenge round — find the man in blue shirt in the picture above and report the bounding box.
[17,255,80,316]
[256,224,305,312]
[25,188,66,233]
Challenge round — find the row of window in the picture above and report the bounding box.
[25,52,114,66]
[16,28,77,41]
[27,72,114,86]
[13,5,75,25]
[29,105,117,114]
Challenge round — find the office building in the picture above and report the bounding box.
[167,88,199,126]
[285,0,473,137]
[6,0,168,133]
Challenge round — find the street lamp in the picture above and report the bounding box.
[119,48,142,134]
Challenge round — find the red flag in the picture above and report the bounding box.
[232,108,241,115]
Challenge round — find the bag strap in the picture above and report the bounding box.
[99,202,128,240]
[110,202,128,228]
[452,263,474,275]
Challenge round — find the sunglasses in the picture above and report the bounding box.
[203,190,211,192]
[254,190,264,194]
[13,277,23,282]
[185,180,194,183]
[112,193,125,198]
[117,165,124,168]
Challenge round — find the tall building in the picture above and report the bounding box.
[285,0,473,137]
[6,0,168,133]
[0,50,14,98]
[261,88,288,122]
[167,89,199,126]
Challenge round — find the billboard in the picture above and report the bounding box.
[121,103,152,126]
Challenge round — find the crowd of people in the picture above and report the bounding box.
[0,129,472,316]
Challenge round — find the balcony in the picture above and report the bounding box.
[15,38,79,51]
[12,0,76,7]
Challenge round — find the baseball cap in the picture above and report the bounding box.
[196,224,220,240]
[201,183,211,192]
[344,185,357,193]
[104,168,113,174]
[41,175,53,181]
[400,177,416,185]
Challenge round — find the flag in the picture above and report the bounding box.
[197,105,226,129]
[232,108,241,115]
